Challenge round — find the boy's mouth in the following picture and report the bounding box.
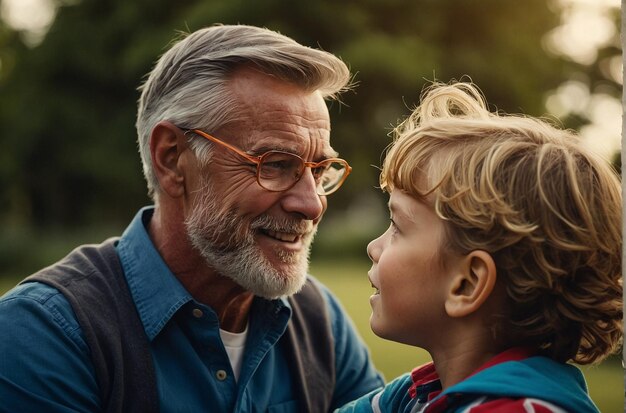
[368,274,380,295]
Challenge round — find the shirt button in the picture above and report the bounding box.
[192,308,203,318]
[216,370,228,381]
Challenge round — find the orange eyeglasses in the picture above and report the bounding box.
[184,129,352,196]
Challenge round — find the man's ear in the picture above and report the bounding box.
[445,250,497,318]
[150,121,188,198]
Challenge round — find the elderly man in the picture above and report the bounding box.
[0,25,383,412]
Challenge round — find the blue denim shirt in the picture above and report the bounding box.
[0,207,383,412]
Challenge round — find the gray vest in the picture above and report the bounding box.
[23,238,335,412]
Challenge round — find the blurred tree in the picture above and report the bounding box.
[543,2,621,162]
[0,0,611,234]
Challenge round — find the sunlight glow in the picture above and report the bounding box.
[0,0,56,46]
[545,5,617,65]
[545,78,622,160]
[544,0,621,160]
[545,80,591,117]
[579,94,622,161]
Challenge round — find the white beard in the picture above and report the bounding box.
[184,178,316,299]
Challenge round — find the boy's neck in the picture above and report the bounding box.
[429,329,501,389]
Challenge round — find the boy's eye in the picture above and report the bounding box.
[389,218,399,233]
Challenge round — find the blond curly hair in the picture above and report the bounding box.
[380,82,622,364]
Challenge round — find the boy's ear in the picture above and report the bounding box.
[150,121,188,198]
[445,250,497,318]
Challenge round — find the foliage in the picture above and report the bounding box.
[0,0,573,229]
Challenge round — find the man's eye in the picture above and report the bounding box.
[311,165,330,181]
[260,155,300,178]
[263,160,290,171]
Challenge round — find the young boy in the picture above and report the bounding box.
[338,83,622,413]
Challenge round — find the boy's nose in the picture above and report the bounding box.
[367,238,381,263]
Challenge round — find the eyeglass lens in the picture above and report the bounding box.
[258,152,347,195]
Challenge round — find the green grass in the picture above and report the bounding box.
[311,259,624,413]
[1,259,623,411]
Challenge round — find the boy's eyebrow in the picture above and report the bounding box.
[389,196,424,224]
[388,200,407,221]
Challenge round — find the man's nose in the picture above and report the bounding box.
[280,168,325,220]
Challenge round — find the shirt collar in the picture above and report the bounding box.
[409,362,442,402]
[116,206,193,341]
[408,348,536,406]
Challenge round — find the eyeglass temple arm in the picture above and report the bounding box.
[187,128,352,173]
[186,129,262,164]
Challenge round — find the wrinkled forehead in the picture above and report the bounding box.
[219,71,335,158]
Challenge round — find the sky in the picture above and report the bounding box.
[1,0,622,160]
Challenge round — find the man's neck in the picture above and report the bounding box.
[148,205,254,333]
[176,268,255,333]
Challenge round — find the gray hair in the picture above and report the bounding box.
[136,24,352,199]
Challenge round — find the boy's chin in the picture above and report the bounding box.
[369,317,390,340]
[370,319,419,347]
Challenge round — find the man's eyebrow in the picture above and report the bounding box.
[249,144,291,154]
[250,144,339,160]
[325,146,340,158]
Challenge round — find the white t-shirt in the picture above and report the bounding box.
[219,324,248,382]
